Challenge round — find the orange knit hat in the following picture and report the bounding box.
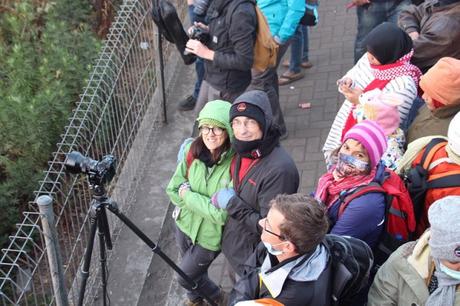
[420,57,460,106]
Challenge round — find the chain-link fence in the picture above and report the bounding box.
[0,0,187,304]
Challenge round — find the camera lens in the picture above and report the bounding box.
[65,151,98,174]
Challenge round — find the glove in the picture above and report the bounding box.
[210,188,236,209]
[178,182,191,198]
[177,137,194,164]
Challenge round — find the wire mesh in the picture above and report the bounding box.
[0,0,187,304]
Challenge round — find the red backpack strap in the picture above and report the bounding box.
[338,182,385,218]
[185,149,194,179]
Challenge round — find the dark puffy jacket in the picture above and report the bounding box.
[221,91,299,276]
[204,0,256,92]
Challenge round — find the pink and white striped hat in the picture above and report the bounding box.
[342,120,387,168]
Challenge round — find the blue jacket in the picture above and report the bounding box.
[327,163,386,249]
[257,0,305,43]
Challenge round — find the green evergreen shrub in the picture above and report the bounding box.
[0,0,100,247]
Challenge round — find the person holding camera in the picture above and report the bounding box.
[166,100,234,306]
[184,0,257,114]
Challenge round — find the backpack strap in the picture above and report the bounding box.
[185,149,194,179]
[427,172,460,189]
[420,138,448,170]
[338,182,385,218]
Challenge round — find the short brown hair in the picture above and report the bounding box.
[271,194,329,254]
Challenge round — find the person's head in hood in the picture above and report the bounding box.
[419,57,460,110]
[365,22,413,66]
[230,90,279,158]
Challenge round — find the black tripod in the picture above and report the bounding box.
[77,185,218,306]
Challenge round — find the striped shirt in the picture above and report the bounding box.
[322,54,418,161]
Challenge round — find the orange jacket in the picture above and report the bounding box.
[412,142,460,236]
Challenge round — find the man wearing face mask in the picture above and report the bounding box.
[368,195,460,306]
[210,90,299,277]
[228,194,332,305]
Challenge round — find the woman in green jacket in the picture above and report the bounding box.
[166,100,234,306]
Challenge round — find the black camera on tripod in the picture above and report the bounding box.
[65,151,116,187]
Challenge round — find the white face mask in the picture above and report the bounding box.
[263,241,288,256]
[440,263,460,280]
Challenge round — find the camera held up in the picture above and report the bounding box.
[65,151,116,187]
[189,26,210,44]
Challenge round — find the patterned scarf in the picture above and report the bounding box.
[366,50,422,92]
[315,167,376,208]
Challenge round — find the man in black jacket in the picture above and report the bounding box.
[185,0,257,113]
[229,194,332,305]
[210,90,299,277]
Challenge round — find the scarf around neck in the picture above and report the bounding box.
[425,259,460,306]
[315,166,377,208]
[366,50,422,92]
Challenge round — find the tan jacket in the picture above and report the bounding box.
[406,104,460,144]
[399,0,460,73]
[368,231,460,306]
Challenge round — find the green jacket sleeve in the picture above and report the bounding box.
[183,190,228,226]
[165,158,188,209]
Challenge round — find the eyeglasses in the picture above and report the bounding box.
[231,118,260,130]
[263,219,284,239]
[200,125,225,136]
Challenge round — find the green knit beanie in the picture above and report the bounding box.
[197,100,233,139]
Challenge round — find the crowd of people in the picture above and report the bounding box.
[165,0,460,304]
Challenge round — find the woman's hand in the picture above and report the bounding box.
[178,182,191,198]
[185,39,215,61]
[337,77,353,89]
[341,86,363,105]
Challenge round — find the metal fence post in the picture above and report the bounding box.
[36,195,69,306]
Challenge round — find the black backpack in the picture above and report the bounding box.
[405,138,460,222]
[324,234,374,306]
[151,0,196,65]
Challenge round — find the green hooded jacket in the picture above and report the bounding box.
[166,100,234,251]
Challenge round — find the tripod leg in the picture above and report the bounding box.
[98,215,109,306]
[106,202,218,306]
[99,205,112,250]
[78,214,98,306]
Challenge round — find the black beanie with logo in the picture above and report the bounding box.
[230,102,266,133]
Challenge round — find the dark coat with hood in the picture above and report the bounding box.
[221,90,300,276]
[204,0,256,93]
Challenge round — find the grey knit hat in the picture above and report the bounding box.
[428,196,460,263]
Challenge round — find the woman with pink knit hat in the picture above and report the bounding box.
[315,120,391,305]
[315,120,388,249]
[407,57,460,144]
